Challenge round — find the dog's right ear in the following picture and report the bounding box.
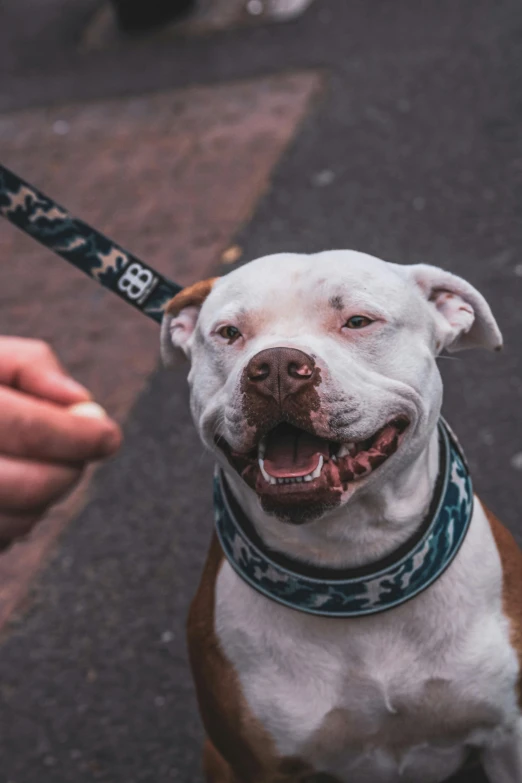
[161,278,218,367]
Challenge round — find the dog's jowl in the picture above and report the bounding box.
[162,251,522,783]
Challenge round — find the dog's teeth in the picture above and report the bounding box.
[338,442,356,458]
[270,471,321,485]
[257,436,267,459]
[310,455,324,480]
[332,454,337,463]
[258,459,272,484]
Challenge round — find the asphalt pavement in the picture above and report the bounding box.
[1,0,521,781]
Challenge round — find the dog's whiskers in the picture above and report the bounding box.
[209,411,227,441]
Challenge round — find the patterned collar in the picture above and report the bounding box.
[214,420,474,617]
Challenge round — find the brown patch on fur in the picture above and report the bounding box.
[328,295,344,311]
[237,364,342,521]
[273,758,341,782]
[259,482,342,525]
[240,365,322,437]
[484,504,522,704]
[189,536,344,782]
[203,738,236,783]
[166,277,219,316]
[187,534,276,782]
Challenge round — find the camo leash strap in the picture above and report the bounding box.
[0,164,182,323]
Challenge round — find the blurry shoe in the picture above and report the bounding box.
[111,0,196,33]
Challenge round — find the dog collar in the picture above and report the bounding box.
[214,420,473,617]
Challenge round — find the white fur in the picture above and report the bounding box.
[163,251,517,781]
[163,252,502,520]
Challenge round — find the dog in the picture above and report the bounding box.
[161,250,522,783]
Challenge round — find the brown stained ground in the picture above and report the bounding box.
[0,72,321,629]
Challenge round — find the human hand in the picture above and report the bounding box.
[0,337,122,550]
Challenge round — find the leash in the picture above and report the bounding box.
[0,164,182,323]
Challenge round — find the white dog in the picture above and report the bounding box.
[161,251,522,783]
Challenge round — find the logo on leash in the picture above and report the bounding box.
[117,262,158,304]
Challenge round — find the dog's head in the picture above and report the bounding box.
[162,251,501,524]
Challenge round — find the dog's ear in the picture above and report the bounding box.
[404,264,502,353]
[161,278,218,366]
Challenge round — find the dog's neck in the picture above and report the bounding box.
[223,426,441,570]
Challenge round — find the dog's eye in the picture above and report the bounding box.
[345,315,373,329]
[218,325,242,343]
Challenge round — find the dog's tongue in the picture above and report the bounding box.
[263,424,329,478]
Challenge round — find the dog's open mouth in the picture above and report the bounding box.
[217,417,410,501]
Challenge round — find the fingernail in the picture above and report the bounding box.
[68,402,109,420]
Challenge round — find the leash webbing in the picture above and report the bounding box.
[0,164,182,323]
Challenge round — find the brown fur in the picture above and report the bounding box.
[203,738,236,783]
[188,536,343,783]
[166,278,219,317]
[240,365,322,436]
[484,505,522,703]
[187,534,277,782]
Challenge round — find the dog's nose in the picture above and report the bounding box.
[245,348,317,402]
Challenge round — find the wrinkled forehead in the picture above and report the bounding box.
[200,251,409,326]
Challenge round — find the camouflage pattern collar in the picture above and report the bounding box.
[214,420,473,617]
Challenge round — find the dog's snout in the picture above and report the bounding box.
[246,348,317,402]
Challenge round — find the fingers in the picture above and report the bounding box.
[0,455,83,514]
[0,386,122,463]
[0,338,123,549]
[0,337,91,405]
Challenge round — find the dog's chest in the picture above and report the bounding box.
[214,514,520,783]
